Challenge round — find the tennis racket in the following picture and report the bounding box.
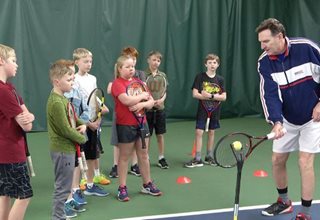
[201,82,221,132]
[126,80,148,149]
[24,133,36,177]
[146,73,167,124]
[12,89,35,177]
[87,88,105,154]
[213,129,286,220]
[67,102,87,180]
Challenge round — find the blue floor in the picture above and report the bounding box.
[118,201,320,220]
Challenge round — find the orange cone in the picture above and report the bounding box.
[253,169,268,177]
[176,176,192,184]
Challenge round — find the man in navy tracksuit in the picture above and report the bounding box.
[256,18,320,220]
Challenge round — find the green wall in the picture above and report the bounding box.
[1,0,319,131]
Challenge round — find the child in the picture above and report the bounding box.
[0,44,35,220]
[112,55,162,202]
[47,59,87,219]
[185,53,226,168]
[73,48,110,197]
[108,46,145,178]
[64,60,89,213]
[145,51,169,169]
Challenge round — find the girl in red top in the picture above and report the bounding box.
[111,55,162,202]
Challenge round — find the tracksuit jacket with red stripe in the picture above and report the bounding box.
[258,37,320,125]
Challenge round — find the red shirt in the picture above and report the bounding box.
[112,77,146,126]
[0,81,25,163]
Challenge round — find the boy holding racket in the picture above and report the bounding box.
[185,53,226,168]
[64,60,90,208]
[145,51,169,169]
[47,59,87,219]
[256,18,320,220]
[0,44,35,220]
[112,55,162,202]
[108,46,145,178]
[73,48,110,197]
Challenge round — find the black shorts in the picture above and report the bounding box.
[146,110,166,136]
[196,118,220,130]
[117,124,150,143]
[0,162,33,199]
[83,129,101,160]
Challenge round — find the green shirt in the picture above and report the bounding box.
[47,91,86,153]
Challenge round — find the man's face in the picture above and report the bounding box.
[258,29,284,56]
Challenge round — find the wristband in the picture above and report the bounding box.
[211,94,214,100]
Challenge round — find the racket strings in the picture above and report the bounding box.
[214,134,250,168]
[88,89,103,121]
[127,82,146,116]
[146,75,167,100]
[67,103,77,128]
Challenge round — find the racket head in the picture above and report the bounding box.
[146,74,167,100]
[87,88,104,121]
[201,82,221,112]
[126,81,147,117]
[214,132,252,168]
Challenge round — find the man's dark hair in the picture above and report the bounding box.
[256,18,286,37]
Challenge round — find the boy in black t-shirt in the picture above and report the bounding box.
[185,54,227,168]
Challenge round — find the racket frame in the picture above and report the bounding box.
[214,129,285,220]
[87,88,105,154]
[201,82,221,132]
[126,80,148,149]
[146,74,167,125]
[67,102,87,180]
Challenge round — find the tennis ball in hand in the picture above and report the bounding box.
[232,141,242,151]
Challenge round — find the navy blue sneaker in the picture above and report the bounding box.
[84,184,109,197]
[141,181,162,196]
[129,164,141,176]
[158,158,169,169]
[109,165,119,178]
[64,199,86,218]
[64,203,77,218]
[117,185,130,202]
[72,189,87,205]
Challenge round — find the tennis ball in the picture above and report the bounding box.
[232,141,242,151]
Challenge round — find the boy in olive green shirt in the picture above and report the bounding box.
[47,59,87,220]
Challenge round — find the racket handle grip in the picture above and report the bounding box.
[77,157,87,180]
[81,151,88,171]
[78,156,84,171]
[205,118,210,132]
[267,128,287,139]
[27,156,36,177]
